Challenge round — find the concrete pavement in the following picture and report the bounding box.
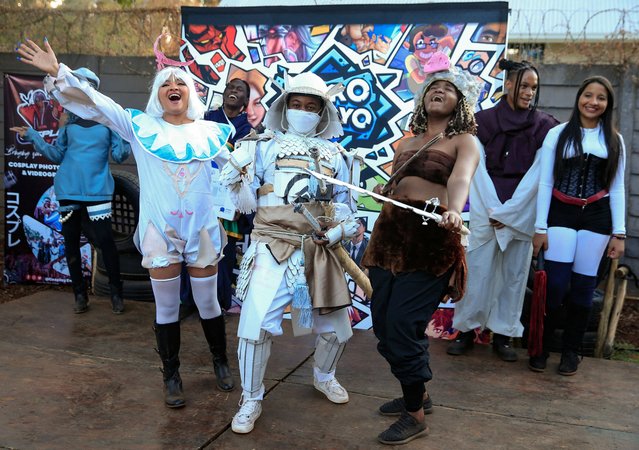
[1,291,637,449]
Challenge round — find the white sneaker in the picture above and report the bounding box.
[231,398,262,434]
[314,377,349,404]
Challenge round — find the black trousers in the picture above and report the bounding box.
[370,267,449,385]
[61,201,121,292]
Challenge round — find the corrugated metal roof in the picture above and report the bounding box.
[217,0,639,41]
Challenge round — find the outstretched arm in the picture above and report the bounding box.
[10,125,67,164]
[16,38,135,143]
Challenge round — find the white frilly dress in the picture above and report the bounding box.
[46,64,232,268]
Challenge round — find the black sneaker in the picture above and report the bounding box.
[73,292,89,314]
[492,333,518,362]
[379,395,433,416]
[528,354,548,372]
[447,331,474,355]
[558,350,580,376]
[378,411,429,445]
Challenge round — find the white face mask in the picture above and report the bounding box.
[286,109,321,136]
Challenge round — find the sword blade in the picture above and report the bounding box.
[303,168,470,235]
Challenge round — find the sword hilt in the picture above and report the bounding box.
[293,203,323,233]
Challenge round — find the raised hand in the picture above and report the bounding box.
[16,38,59,77]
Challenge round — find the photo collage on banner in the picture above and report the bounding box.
[180,3,508,335]
[3,74,92,286]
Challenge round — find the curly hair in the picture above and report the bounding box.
[409,85,477,136]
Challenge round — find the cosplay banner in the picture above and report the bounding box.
[181,3,508,334]
[3,74,92,286]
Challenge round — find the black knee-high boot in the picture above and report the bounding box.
[154,321,186,408]
[559,302,591,376]
[201,315,235,391]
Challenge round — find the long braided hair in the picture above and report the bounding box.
[409,83,477,136]
[500,59,540,113]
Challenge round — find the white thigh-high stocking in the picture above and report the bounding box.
[190,274,222,319]
[151,275,181,324]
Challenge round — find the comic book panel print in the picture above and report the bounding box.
[181,6,508,334]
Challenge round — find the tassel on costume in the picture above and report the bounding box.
[235,174,257,214]
[529,253,547,357]
[292,239,313,329]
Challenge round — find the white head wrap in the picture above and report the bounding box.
[264,72,344,139]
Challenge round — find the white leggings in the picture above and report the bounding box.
[545,227,609,276]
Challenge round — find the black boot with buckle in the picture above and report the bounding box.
[201,315,235,392]
[154,321,186,408]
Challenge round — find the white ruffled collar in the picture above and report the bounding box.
[128,109,231,162]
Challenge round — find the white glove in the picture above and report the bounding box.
[323,218,359,247]
[220,142,255,188]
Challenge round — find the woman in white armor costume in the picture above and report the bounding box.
[221,72,359,434]
[15,38,236,408]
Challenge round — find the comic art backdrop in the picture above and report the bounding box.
[181,3,508,332]
[3,74,93,286]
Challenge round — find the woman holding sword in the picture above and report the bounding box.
[361,53,481,445]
